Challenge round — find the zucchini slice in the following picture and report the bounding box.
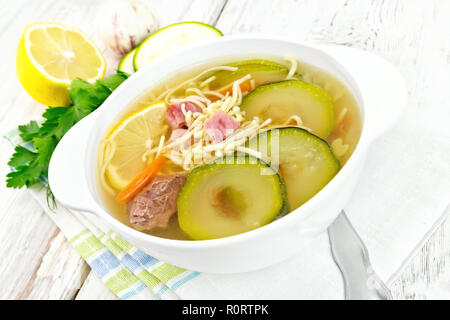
[177,156,288,240]
[207,59,301,90]
[247,127,340,210]
[241,80,335,139]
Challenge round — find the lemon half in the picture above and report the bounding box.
[104,101,168,190]
[16,22,106,106]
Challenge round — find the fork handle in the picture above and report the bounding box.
[328,212,393,300]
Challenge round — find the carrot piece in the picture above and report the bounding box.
[207,82,255,102]
[116,156,167,204]
[219,81,252,96]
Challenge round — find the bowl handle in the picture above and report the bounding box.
[48,114,100,213]
[318,44,407,141]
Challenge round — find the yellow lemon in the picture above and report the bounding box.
[16,22,106,106]
[103,101,168,190]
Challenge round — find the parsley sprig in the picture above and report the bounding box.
[6,71,128,189]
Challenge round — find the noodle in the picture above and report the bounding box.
[155,135,165,158]
[336,107,348,125]
[99,139,117,195]
[199,76,216,88]
[284,56,298,79]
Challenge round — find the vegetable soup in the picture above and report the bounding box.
[97,56,362,240]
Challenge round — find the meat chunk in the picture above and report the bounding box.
[204,110,240,143]
[166,102,201,129]
[127,173,187,230]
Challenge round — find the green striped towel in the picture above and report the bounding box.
[5,129,200,300]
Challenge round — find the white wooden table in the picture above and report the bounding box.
[0,0,449,300]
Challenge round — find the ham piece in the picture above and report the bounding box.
[166,102,201,129]
[204,110,240,143]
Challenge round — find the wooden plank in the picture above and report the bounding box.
[390,212,450,299]
[75,272,119,300]
[0,190,57,299]
[147,0,227,26]
[19,232,91,299]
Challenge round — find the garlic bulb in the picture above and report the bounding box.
[95,0,159,56]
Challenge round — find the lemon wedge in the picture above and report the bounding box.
[16,22,106,106]
[104,101,168,190]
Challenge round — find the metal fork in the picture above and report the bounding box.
[328,210,393,300]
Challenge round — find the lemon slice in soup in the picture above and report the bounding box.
[104,101,168,190]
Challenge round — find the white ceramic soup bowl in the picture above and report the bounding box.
[48,35,406,273]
